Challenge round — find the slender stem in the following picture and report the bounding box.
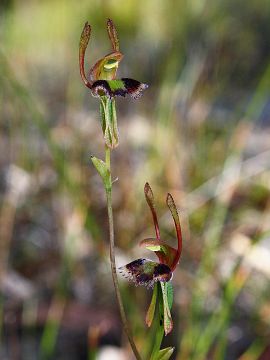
[105,145,111,170]
[105,145,142,360]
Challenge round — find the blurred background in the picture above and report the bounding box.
[0,0,270,359]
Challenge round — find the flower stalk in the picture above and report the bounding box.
[80,18,147,359]
[104,144,142,360]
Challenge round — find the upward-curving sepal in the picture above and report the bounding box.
[166,193,182,271]
[107,18,120,51]
[79,22,92,89]
[144,182,161,240]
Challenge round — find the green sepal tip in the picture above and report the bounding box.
[91,156,111,191]
[156,347,174,360]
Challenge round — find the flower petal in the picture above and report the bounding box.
[121,78,148,99]
[107,18,120,52]
[119,259,172,288]
[140,238,178,269]
[79,22,92,89]
[91,79,148,99]
[89,51,123,81]
[144,183,161,240]
[166,193,183,271]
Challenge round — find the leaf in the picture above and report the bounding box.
[100,97,107,134]
[167,282,173,310]
[156,347,174,360]
[160,282,173,335]
[111,98,118,147]
[100,97,119,149]
[90,156,111,190]
[150,285,174,359]
[149,288,165,360]
[146,282,158,327]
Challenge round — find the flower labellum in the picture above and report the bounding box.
[91,78,148,99]
[119,258,172,289]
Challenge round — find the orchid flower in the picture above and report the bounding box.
[79,19,148,149]
[79,19,148,100]
[119,183,183,335]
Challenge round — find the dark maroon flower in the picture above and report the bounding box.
[119,183,182,287]
[79,19,148,99]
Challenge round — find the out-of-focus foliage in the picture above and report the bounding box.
[0,0,270,359]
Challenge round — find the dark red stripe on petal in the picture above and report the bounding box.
[121,78,148,99]
[119,259,172,288]
[112,88,128,97]
[154,264,172,282]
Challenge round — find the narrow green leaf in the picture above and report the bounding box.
[160,282,173,335]
[111,98,119,147]
[91,156,111,190]
[156,347,174,360]
[100,97,107,134]
[149,285,165,360]
[100,97,119,149]
[146,282,158,327]
[167,282,173,310]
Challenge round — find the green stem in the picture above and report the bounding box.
[150,327,164,360]
[150,283,164,360]
[104,145,142,360]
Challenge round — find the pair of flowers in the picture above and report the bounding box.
[79,19,183,335]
